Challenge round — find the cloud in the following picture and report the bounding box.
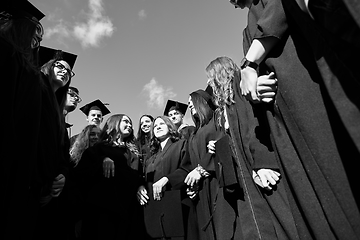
[44,20,71,39]
[142,78,177,110]
[44,0,115,48]
[138,9,147,20]
[73,0,115,48]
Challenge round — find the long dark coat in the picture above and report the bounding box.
[220,73,299,240]
[145,138,198,240]
[73,142,144,240]
[243,0,360,239]
[1,37,43,240]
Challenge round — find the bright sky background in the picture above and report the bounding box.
[32,0,248,136]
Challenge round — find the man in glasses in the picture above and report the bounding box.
[65,86,81,115]
[65,86,82,134]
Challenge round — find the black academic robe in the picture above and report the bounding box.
[175,118,224,240]
[243,0,360,239]
[136,134,152,176]
[73,142,144,240]
[145,138,198,240]
[33,73,71,240]
[1,37,43,240]
[218,72,299,240]
[178,125,196,140]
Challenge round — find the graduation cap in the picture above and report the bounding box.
[79,99,110,117]
[143,190,184,238]
[1,0,45,21]
[163,100,188,116]
[39,46,77,70]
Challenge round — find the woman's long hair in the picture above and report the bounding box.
[70,125,99,166]
[149,116,180,155]
[189,90,215,131]
[136,114,154,145]
[0,14,41,72]
[41,52,72,142]
[206,56,239,128]
[98,114,140,157]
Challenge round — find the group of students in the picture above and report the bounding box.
[2,0,360,239]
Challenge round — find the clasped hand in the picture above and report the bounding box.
[240,70,277,103]
[252,169,280,190]
[152,177,169,201]
[137,185,149,205]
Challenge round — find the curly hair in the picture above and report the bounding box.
[98,114,140,157]
[149,116,180,155]
[206,56,239,107]
[206,56,239,129]
[70,125,99,166]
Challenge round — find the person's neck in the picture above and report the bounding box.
[160,137,170,150]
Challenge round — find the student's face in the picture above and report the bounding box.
[87,109,103,126]
[168,109,183,126]
[188,96,196,116]
[89,127,100,147]
[153,118,170,140]
[119,116,133,138]
[66,89,81,112]
[140,116,153,133]
[53,60,71,86]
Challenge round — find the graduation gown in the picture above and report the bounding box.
[136,134,152,175]
[1,37,43,240]
[145,138,197,240]
[243,0,360,239]
[178,124,196,140]
[219,73,299,240]
[73,142,144,240]
[175,118,225,240]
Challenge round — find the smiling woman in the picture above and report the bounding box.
[71,113,145,239]
[135,114,154,176]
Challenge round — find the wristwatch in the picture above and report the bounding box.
[240,57,258,70]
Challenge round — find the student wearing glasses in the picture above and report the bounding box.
[34,46,78,240]
[65,86,82,135]
[65,86,82,115]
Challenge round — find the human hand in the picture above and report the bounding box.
[254,169,281,190]
[50,174,66,197]
[153,177,169,201]
[137,185,149,205]
[103,157,115,178]
[207,140,217,154]
[184,168,201,187]
[257,72,277,103]
[186,186,198,199]
[240,67,259,101]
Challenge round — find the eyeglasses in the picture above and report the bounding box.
[67,89,82,103]
[54,62,75,77]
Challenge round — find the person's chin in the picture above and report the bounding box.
[142,128,150,133]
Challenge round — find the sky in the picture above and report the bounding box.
[32,0,248,136]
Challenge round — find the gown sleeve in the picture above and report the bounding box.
[253,0,288,40]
